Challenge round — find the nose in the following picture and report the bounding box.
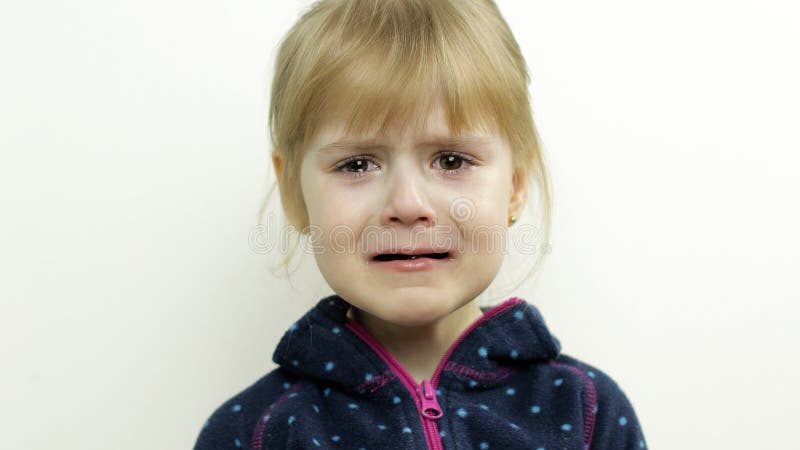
[379,160,437,228]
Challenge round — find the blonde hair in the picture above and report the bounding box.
[260,0,553,294]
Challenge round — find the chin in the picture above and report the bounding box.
[372,294,452,327]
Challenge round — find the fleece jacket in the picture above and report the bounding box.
[193,294,648,449]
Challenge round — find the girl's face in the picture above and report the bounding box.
[299,100,525,327]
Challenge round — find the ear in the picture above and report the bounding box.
[272,154,283,179]
[509,170,528,218]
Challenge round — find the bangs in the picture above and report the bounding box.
[280,0,529,152]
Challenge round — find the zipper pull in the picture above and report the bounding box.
[418,379,443,419]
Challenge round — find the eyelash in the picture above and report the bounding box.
[334,151,476,179]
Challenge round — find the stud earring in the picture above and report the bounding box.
[508,215,517,226]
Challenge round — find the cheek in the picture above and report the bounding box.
[452,181,510,253]
[300,166,335,228]
[304,194,360,254]
[310,194,362,233]
[454,182,509,223]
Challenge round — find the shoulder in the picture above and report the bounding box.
[549,353,649,450]
[192,367,304,450]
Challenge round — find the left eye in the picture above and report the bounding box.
[435,152,473,172]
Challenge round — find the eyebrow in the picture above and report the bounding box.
[317,134,494,154]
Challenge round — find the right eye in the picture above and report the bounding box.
[335,155,380,179]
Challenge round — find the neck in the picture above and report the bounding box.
[347,300,485,384]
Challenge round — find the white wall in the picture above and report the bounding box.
[1,1,798,448]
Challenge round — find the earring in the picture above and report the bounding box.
[508,215,517,226]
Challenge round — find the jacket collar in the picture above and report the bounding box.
[272,294,561,391]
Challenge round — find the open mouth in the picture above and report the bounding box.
[373,252,450,262]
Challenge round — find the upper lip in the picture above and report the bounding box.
[370,248,451,259]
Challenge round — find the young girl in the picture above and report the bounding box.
[194,0,647,449]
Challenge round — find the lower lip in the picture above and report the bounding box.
[370,256,453,272]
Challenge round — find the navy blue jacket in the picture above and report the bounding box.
[193,295,647,449]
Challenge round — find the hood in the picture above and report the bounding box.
[272,294,561,391]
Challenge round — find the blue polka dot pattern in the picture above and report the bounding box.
[619,416,628,426]
[392,396,401,404]
[231,404,241,412]
[479,442,489,449]
[456,408,468,418]
[234,438,241,448]
[324,361,334,372]
[531,405,541,413]
[477,346,488,357]
[561,424,572,431]
[554,378,564,386]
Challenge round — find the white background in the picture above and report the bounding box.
[2,0,799,448]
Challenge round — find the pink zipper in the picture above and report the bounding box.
[343,297,523,450]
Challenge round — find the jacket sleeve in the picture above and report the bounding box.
[192,370,296,450]
[192,395,250,450]
[587,366,648,450]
